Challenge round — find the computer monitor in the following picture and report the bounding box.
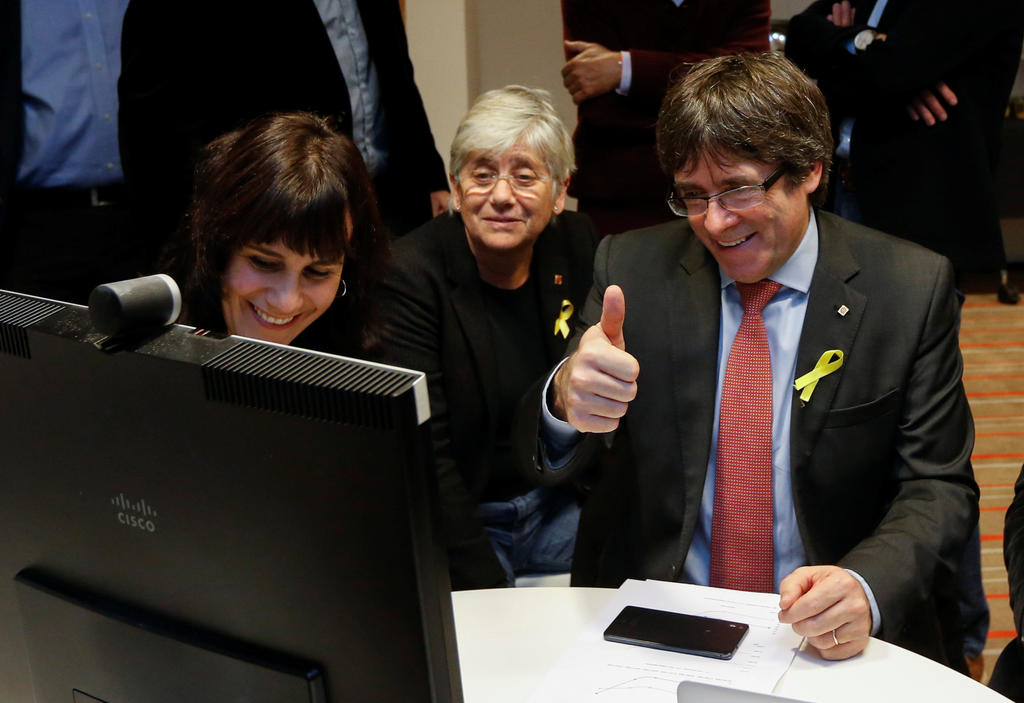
[0,289,461,702]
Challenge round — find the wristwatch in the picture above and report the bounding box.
[853,29,878,52]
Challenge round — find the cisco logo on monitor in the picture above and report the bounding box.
[111,493,159,533]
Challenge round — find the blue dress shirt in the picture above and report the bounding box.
[18,0,128,189]
[313,0,389,176]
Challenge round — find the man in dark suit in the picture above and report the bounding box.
[521,53,977,669]
[785,0,1024,290]
[118,0,447,261]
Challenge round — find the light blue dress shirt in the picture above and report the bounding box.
[312,0,389,176]
[17,0,128,189]
[541,211,880,632]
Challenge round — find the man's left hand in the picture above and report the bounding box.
[562,40,622,104]
[429,190,450,217]
[778,565,872,660]
[907,81,959,126]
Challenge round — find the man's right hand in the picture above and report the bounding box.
[551,285,639,433]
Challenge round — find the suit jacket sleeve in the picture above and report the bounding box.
[1006,468,1024,635]
[829,254,978,641]
[360,0,447,193]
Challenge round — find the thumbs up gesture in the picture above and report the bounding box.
[552,285,640,433]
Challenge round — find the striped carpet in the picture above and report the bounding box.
[960,285,1024,683]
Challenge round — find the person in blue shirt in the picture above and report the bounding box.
[1,0,144,304]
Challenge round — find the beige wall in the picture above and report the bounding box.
[406,0,573,176]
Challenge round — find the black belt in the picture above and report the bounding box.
[15,184,125,209]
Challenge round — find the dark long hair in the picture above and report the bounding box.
[162,111,388,353]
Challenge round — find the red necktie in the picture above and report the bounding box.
[709,280,781,593]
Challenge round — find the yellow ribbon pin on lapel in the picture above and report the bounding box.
[794,350,844,403]
[554,299,574,339]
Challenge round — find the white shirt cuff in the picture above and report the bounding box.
[540,358,582,468]
[615,51,632,96]
[844,568,882,636]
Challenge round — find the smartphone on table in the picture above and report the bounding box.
[603,605,749,660]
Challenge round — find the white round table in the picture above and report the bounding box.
[451,587,1011,703]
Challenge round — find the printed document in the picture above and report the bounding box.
[528,579,803,702]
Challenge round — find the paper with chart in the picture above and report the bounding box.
[528,579,803,702]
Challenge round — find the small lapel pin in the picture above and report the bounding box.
[553,274,563,285]
[836,304,850,317]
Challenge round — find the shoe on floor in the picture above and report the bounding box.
[998,281,1020,305]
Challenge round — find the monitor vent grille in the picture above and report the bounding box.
[202,341,418,428]
[0,293,63,358]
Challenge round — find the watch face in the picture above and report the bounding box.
[854,29,876,51]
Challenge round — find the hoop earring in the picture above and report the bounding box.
[339,279,347,298]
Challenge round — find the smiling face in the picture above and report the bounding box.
[220,240,344,345]
[675,156,821,283]
[451,145,566,260]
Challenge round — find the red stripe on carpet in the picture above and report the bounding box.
[966,392,1024,398]
[961,341,1024,348]
[990,630,1019,639]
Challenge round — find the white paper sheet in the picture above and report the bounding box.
[528,579,803,702]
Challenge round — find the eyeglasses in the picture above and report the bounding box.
[461,169,552,196]
[666,168,784,218]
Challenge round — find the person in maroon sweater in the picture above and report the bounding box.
[560,0,770,236]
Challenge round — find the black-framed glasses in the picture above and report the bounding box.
[666,168,784,218]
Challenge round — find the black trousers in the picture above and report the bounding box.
[1,193,147,305]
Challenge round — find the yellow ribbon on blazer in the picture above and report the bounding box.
[793,350,844,403]
[554,300,574,339]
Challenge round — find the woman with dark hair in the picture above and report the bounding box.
[162,111,388,354]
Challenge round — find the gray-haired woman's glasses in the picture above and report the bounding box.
[462,169,552,197]
[666,168,784,218]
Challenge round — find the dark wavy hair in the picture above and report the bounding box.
[162,112,388,354]
[656,52,833,205]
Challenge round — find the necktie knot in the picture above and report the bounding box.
[737,280,782,315]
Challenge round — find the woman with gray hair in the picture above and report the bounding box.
[378,85,599,589]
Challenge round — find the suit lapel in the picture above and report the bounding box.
[790,212,866,470]
[670,230,721,542]
[442,221,501,424]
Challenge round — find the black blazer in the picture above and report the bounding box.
[520,210,978,667]
[378,210,598,589]
[786,0,1024,272]
[118,0,447,262]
